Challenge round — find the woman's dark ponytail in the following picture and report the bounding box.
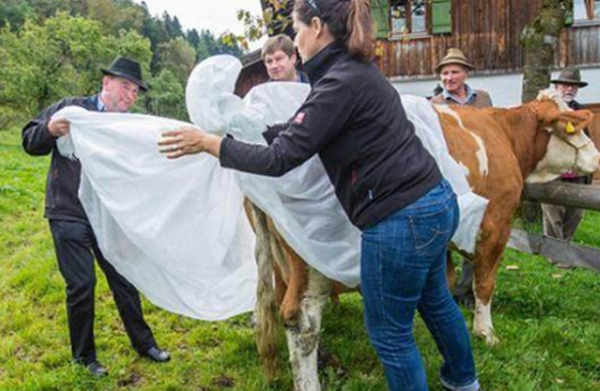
[346,0,374,62]
[294,0,375,63]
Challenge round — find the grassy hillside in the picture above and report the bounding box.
[1,126,600,391]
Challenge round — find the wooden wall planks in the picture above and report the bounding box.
[378,0,599,78]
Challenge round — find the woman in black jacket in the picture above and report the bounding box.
[160,1,480,390]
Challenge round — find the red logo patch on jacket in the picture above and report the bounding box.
[294,112,306,124]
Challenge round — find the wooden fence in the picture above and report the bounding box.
[509,182,600,272]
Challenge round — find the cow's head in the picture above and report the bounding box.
[526,90,599,184]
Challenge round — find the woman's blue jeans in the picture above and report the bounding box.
[361,179,479,391]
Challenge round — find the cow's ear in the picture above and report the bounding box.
[556,110,594,134]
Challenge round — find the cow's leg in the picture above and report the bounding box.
[446,250,476,307]
[268,223,309,326]
[285,268,331,391]
[280,247,309,326]
[453,257,475,307]
[472,211,514,346]
[273,264,288,307]
[473,268,500,346]
[446,251,456,288]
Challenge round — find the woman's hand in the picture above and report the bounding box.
[159,126,223,159]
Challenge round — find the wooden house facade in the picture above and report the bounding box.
[239,0,599,107]
[372,0,600,77]
[371,0,600,108]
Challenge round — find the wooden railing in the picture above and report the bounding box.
[508,182,600,272]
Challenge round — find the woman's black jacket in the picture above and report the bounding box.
[220,42,441,230]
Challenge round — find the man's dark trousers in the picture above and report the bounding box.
[49,219,156,364]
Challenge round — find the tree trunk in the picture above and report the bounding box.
[520,0,572,223]
[520,0,572,103]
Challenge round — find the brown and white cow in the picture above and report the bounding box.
[250,90,599,390]
[436,90,598,345]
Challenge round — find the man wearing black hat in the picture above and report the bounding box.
[22,56,170,376]
[542,68,591,267]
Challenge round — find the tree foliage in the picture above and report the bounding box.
[0,0,247,127]
[157,37,196,85]
[143,69,187,120]
[231,0,292,49]
[0,12,151,126]
[0,0,35,30]
[521,0,573,102]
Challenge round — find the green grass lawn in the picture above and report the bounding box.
[1,126,600,391]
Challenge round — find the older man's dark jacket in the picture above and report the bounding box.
[22,96,101,223]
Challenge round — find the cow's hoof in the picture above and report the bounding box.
[474,329,500,346]
[485,334,500,346]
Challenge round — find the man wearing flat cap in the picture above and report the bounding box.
[542,68,592,266]
[431,48,493,305]
[431,48,493,108]
[22,56,170,376]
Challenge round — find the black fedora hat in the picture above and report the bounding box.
[101,56,149,92]
[551,68,588,88]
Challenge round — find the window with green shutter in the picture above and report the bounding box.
[389,0,427,35]
[375,0,452,38]
[371,0,390,38]
[431,0,452,34]
[565,8,574,25]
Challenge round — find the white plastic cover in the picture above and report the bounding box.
[55,55,487,319]
[186,56,487,286]
[54,107,257,321]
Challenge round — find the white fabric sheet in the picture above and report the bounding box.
[186,56,487,286]
[54,55,488,319]
[54,107,257,321]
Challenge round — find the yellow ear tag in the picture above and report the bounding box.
[566,122,576,134]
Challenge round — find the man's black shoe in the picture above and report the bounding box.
[86,361,108,377]
[142,346,171,363]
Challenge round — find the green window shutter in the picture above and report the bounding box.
[565,5,573,26]
[431,0,452,34]
[371,0,390,39]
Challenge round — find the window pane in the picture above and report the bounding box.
[595,0,600,19]
[574,0,588,20]
[412,0,427,33]
[390,1,407,33]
